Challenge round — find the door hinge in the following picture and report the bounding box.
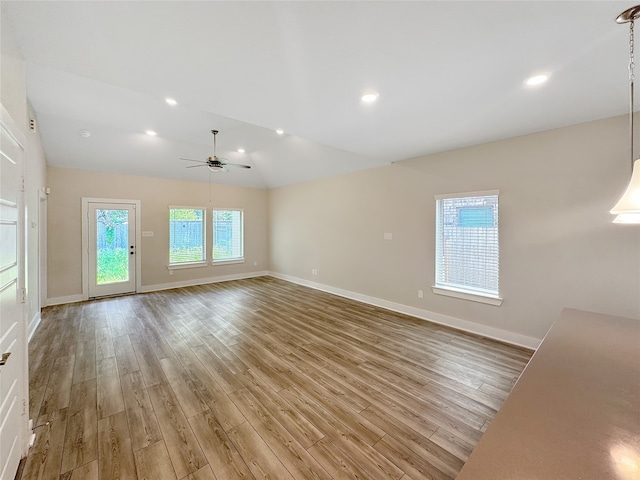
[20,176,25,192]
[19,288,26,303]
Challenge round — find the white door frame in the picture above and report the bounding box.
[81,197,141,300]
[39,188,47,309]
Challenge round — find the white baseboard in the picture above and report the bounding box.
[137,271,269,294]
[46,294,84,306]
[268,272,540,350]
[46,272,269,305]
[27,311,41,342]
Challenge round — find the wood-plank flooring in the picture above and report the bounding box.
[22,277,532,480]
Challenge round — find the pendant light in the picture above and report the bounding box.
[611,6,640,223]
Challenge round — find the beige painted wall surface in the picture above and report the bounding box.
[269,114,640,340]
[47,167,269,299]
[1,10,27,133]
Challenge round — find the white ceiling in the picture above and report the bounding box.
[1,1,635,189]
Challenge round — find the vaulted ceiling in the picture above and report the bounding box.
[1,1,633,188]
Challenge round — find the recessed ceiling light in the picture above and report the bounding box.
[525,74,550,86]
[276,129,284,135]
[361,92,379,103]
[237,148,245,153]
[79,129,91,138]
[145,130,157,136]
[165,97,178,106]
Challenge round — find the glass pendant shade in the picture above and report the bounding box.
[611,158,640,216]
[611,7,640,223]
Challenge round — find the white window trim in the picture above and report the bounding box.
[167,261,208,271]
[434,190,501,305]
[169,205,207,266]
[211,258,245,266]
[432,285,503,306]
[169,204,207,210]
[434,189,500,200]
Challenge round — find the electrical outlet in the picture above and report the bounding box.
[418,289,424,299]
[312,268,318,275]
[254,261,258,266]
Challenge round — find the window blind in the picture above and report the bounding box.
[435,193,499,296]
[213,209,244,261]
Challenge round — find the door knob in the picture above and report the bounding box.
[0,352,11,366]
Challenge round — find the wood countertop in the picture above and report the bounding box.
[456,308,640,480]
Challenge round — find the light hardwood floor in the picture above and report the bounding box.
[21,277,531,480]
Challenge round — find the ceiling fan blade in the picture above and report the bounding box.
[225,163,252,169]
[180,131,249,173]
[180,157,207,163]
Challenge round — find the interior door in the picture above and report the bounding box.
[88,203,136,298]
[0,112,26,480]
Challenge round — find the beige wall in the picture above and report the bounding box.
[1,10,27,132]
[270,114,640,342]
[46,167,269,300]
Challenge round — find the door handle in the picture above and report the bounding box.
[0,352,11,366]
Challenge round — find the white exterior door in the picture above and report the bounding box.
[0,107,26,480]
[87,202,137,298]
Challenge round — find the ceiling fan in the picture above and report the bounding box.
[180,130,251,172]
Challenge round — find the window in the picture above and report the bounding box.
[213,209,244,263]
[169,207,206,265]
[434,191,501,305]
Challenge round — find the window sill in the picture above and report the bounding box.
[212,258,245,266]
[432,286,503,306]
[167,261,208,271]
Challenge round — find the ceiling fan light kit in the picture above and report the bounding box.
[611,5,640,223]
[208,164,228,173]
[180,129,251,173]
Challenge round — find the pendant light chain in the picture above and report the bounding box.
[630,18,636,166]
